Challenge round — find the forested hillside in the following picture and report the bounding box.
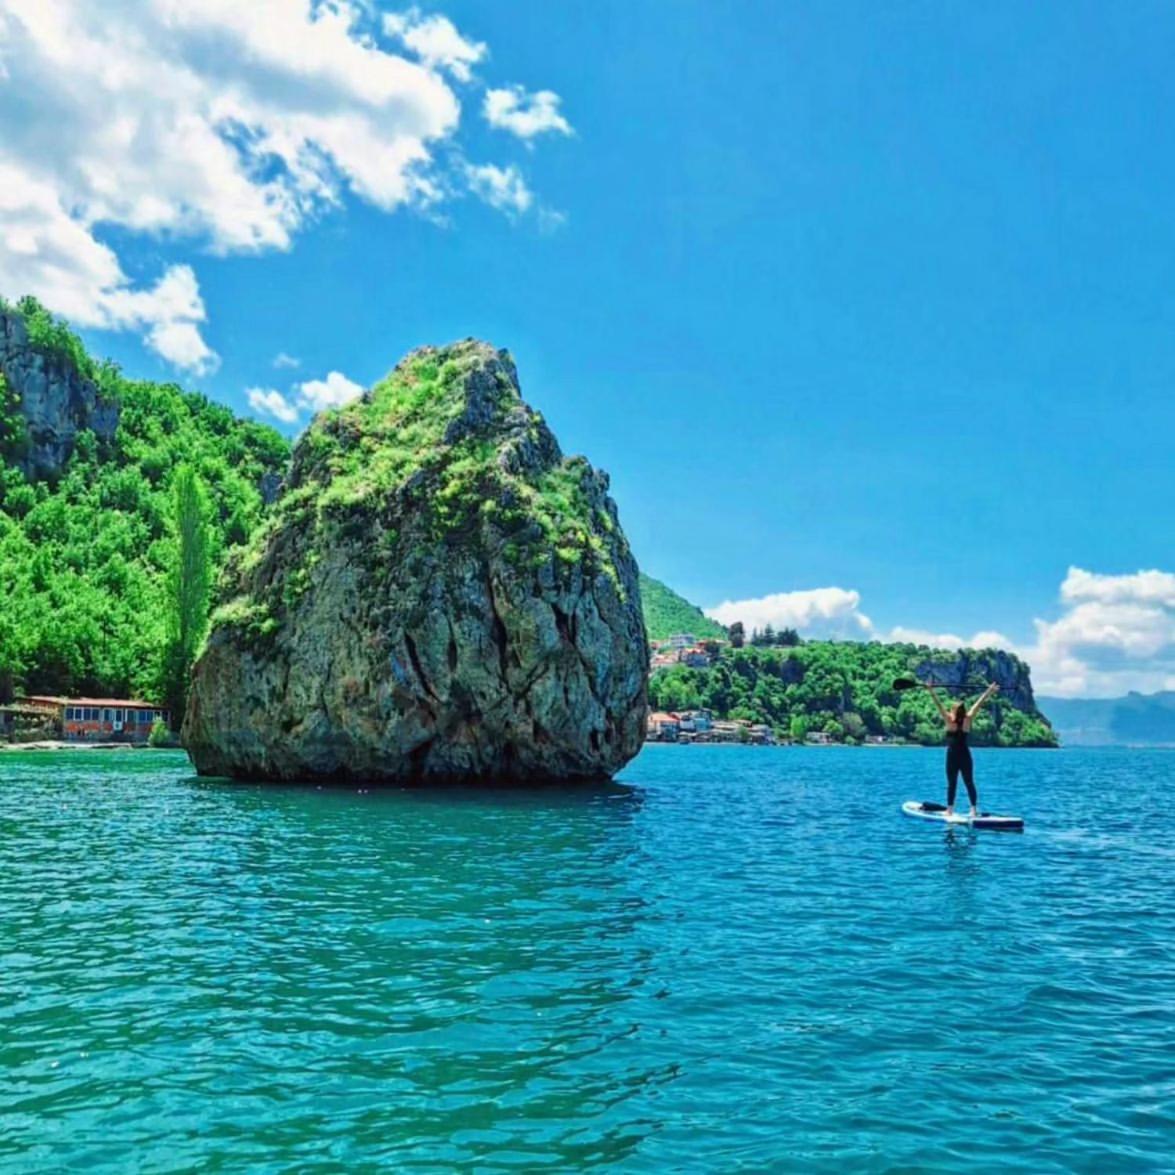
[640,573,726,640]
[649,641,1057,746]
[0,297,289,706]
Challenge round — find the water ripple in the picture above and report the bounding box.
[1,746,1172,1172]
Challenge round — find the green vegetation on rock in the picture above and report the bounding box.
[0,297,289,704]
[649,641,1057,746]
[640,573,726,641]
[219,344,630,633]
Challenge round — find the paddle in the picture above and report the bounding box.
[892,676,995,692]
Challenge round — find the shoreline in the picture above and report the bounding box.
[0,741,183,753]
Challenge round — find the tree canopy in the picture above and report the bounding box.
[648,641,1057,747]
[640,573,726,641]
[0,298,289,708]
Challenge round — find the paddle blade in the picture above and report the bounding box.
[892,677,921,691]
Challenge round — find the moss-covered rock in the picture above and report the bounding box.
[184,340,649,781]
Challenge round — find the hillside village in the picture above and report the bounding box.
[646,630,857,746]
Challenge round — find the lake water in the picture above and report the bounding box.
[1,745,1171,1172]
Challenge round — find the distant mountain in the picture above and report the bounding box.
[1038,691,1175,746]
[639,574,726,641]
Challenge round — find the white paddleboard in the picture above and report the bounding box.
[902,800,1023,832]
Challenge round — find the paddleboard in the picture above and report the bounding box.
[902,800,1023,832]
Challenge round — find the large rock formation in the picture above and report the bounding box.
[0,307,119,480]
[184,340,649,782]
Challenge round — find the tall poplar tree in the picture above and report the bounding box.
[163,465,211,727]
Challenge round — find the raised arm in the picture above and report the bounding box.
[924,682,950,722]
[967,682,1000,721]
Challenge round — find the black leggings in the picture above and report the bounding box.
[946,746,976,808]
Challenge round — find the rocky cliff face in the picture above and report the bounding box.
[0,308,119,480]
[184,340,649,782]
[915,648,1039,712]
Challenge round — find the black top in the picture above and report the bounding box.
[946,724,969,749]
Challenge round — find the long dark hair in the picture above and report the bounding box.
[953,701,967,728]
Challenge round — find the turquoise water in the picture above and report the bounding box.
[1,746,1171,1172]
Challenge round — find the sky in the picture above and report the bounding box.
[0,0,1172,698]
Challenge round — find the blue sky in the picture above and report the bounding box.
[1,1,1172,696]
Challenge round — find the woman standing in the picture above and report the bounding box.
[925,681,999,818]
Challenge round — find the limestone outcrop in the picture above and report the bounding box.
[0,307,119,480]
[184,340,649,782]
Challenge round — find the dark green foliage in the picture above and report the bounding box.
[750,624,801,647]
[648,642,1057,747]
[0,299,290,705]
[640,573,726,640]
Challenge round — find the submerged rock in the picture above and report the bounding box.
[184,340,649,781]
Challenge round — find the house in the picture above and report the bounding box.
[646,711,681,742]
[749,724,776,745]
[709,720,746,743]
[678,709,712,733]
[805,730,834,745]
[679,647,711,669]
[666,633,695,650]
[25,696,170,743]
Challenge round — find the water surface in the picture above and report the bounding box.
[1,746,1171,1172]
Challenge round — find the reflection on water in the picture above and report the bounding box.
[1,746,1172,1172]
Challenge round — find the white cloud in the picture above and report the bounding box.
[484,85,572,140]
[273,352,301,370]
[383,7,486,83]
[0,165,216,372]
[1026,567,1175,697]
[0,1,564,365]
[147,321,218,375]
[704,566,1175,699]
[887,626,1015,652]
[464,162,534,216]
[706,587,873,637]
[247,386,299,424]
[1059,567,1175,607]
[296,370,364,410]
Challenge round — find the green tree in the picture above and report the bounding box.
[163,466,212,725]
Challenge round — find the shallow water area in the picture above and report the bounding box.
[1,745,1172,1172]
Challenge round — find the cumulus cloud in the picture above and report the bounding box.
[0,165,216,372]
[0,1,561,365]
[484,85,572,140]
[703,566,1175,699]
[1059,567,1175,607]
[464,162,534,216]
[296,370,365,410]
[706,587,873,637]
[383,7,486,82]
[1027,567,1175,697]
[247,387,300,424]
[247,368,364,426]
[887,626,1015,652]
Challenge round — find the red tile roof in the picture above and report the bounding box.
[27,696,165,710]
